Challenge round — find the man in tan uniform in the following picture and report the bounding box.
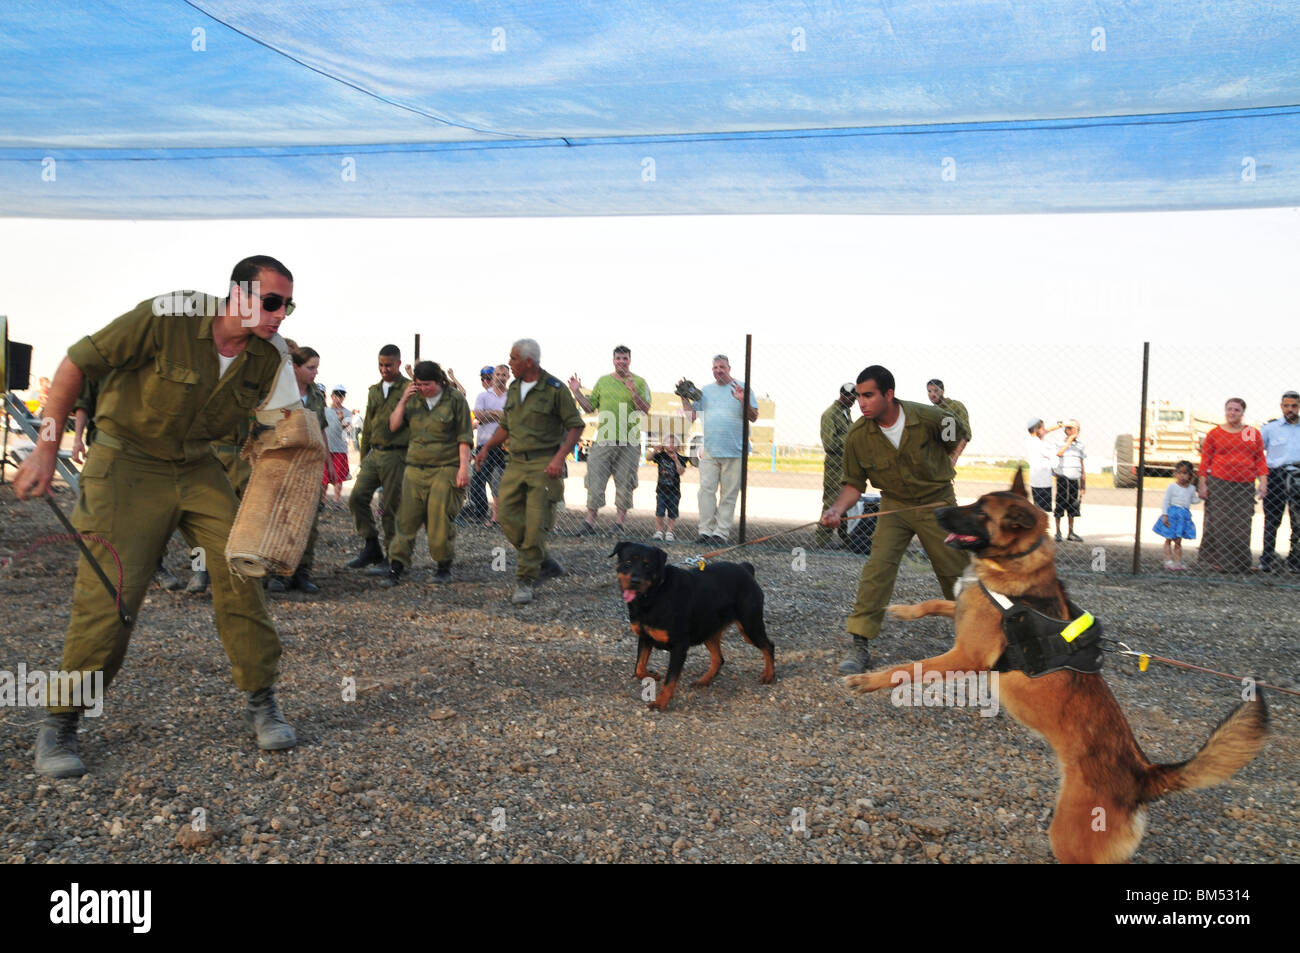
[14,255,301,777]
[347,345,410,574]
[821,365,970,674]
[475,338,584,605]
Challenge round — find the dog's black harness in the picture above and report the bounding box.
[981,583,1104,677]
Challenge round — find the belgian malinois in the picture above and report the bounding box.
[845,471,1268,863]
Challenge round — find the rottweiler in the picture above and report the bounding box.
[845,470,1268,863]
[612,542,774,711]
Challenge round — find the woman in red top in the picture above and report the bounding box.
[1197,397,1268,572]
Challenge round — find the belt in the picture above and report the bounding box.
[407,461,456,469]
[369,444,407,452]
[512,447,560,461]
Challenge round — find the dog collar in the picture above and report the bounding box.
[980,583,1104,678]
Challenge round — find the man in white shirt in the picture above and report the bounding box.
[1025,417,1065,511]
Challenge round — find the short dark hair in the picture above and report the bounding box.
[378,345,401,359]
[856,364,895,395]
[230,255,292,288]
[412,361,448,386]
[926,378,944,391]
[1226,397,1246,412]
[613,345,631,356]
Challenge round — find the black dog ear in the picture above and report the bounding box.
[611,541,629,559]
[652,546,668,581]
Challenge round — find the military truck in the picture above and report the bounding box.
[1112,400,1216,487]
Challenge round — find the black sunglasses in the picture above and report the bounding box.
[253,291,295,316]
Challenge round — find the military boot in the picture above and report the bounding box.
[291,568,320,593]
[379,561,404,588]
[267,575,288,593]
[346,537,384,569]
[35,711,86,778]
[155,563,183,591]
[245,687,297,750]
[185,570,210,594]
[837,636,873,675]
[432,561,453,582]
[538,557,566,581]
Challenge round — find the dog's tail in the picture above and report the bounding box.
[1141,693,1268,802]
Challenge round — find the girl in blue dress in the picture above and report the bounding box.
[1154,461,1199,570]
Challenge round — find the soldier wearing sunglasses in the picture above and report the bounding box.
[14,255,302,778]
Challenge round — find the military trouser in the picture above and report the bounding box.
[847,494,970,640]
[497,454,565,581]
[51,442,281,712]
[815,455,849,545]
[389,464,465,567]
[349,447,406,551]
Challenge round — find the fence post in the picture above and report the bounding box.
[1130,342,1150,574]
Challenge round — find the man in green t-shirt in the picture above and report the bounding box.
[568,345,650,535]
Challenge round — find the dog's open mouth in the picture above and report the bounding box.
[945,533,980,545]
[622,589,637,603]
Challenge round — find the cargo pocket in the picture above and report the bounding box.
[73,448,116,535]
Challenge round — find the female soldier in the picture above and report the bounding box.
[381,361,473,586]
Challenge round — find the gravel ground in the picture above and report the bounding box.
[1,485,1296,864]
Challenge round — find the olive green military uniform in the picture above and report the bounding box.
[75,377,101,447]
[349,376,410,551]
[841,399,971,640]
[935,397,971,443]
[212,411,254,497]
[816,399,852,546]
[389,387,474,568]
[497,369,584,581]
[51,292,286,712]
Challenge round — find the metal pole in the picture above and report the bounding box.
[739,334,752,543]
[414,333,421,362]
[1131,342,1150,574]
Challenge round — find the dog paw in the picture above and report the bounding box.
[647,698,669,712]
[692,676,715,688]
[759,671,775,685]
[843,672,882,693]
[885,603,923,620]
[634,670,662,681]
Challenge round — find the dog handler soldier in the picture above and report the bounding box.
[475,339,584,605]
[347,345,410,574]
[14,255,302,777]
[820,365,971,674]
[381,361,474,587]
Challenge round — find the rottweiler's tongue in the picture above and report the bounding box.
[622,589,637,603]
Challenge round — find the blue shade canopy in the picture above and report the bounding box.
[2,1,1298,218]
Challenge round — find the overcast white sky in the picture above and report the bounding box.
[3,208,1298,454]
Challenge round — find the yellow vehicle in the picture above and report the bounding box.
[1112,400,1216,487]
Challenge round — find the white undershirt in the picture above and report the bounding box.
[424,392,442,410]
[880,405,906,448]
[519,380,537,402]
[382,381,392,399]
[217,352,235,379]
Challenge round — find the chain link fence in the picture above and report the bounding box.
[492,336,1300,590]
